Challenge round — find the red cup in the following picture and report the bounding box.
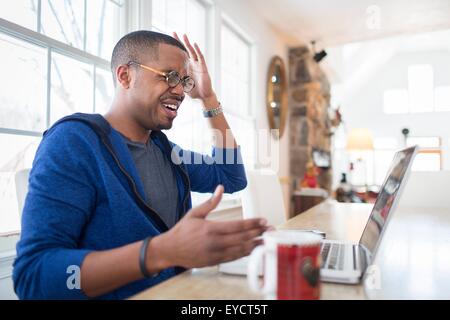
[247,230,322,300]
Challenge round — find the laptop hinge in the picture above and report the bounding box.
[356,245,371,274]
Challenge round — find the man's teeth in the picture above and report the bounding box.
[163,104,178,111]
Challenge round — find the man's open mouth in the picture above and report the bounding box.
[162,104,179,111]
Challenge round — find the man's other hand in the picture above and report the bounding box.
[156,185,269,268]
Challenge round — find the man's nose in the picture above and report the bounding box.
[170,82,185,96]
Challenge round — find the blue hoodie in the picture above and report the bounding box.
[13,113,247,300]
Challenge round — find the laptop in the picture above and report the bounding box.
[320,146,418,284]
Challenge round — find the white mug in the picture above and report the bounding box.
[247,230,322,300]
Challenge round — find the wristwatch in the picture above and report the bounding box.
[203,103,223,118]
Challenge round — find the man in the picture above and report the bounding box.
[13,31,268,300]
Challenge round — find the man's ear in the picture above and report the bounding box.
[116,65,132,89]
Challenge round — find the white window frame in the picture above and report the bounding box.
[0,1,129,236]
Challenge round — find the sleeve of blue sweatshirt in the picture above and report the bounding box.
[181,146,247,194]
[13,122,98,300]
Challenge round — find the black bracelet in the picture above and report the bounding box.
[139,236,158,278]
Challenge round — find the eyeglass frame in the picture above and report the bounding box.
[126,61,195,93]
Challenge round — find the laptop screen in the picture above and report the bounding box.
[359,146,417,255]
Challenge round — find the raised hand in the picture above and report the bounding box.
[173,32,216,102]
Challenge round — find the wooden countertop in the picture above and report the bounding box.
[131,200,450,300]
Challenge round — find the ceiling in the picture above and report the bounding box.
[245,0,450,48]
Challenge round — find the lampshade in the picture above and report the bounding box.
[346,128,374,151]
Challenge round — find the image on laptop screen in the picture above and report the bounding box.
[359,146,417,255]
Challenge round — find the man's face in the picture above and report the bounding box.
[128,43,189,131]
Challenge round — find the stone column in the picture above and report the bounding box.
[288,46,333,199]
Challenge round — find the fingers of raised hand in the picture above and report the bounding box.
[182,34,199,61]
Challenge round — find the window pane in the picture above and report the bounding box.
[408,64,434,113]
[151,0,206,50]
[435,86,450,112]
[86,0,123,60]
[95,67,114,114]
[50,52,94,125]
[237,78,249,113]
[151,0,167,31]
[186,0,206,49]
[226,113,256,168]
[0,33,47,131]
[166,0,186,36]
[221,25,251,116]
[0,134,40,234]
[383,89,409,114]
[41,0,85,49]
[0,0,38,30]
[412,153,441,171]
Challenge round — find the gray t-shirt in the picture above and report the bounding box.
[121,134,179,228]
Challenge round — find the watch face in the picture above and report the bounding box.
[203,105,223,117]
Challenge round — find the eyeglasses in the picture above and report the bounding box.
[127,61,195,93]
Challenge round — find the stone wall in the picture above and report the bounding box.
[289,46,333,193]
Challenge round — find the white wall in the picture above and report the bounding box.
[343,50,450,151]
[332,49,450,186]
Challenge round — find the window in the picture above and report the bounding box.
[0,33,47,132]
[383,64,450,114]
[220,22,255,169]
[1,0,124,60]
[41,0,86,50]
[0,1,123,234]
[0,0,38,31]
[151,0,206,50]
[408,65,434,113]
[407,137,442,171]
[219,21,255,205]
[221,23,251,117]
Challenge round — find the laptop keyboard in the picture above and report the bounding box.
[321,243,346,271]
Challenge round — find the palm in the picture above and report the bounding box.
[187,59,212,99]
[173,33,214,100]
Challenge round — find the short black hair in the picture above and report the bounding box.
[110,30,187,83]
